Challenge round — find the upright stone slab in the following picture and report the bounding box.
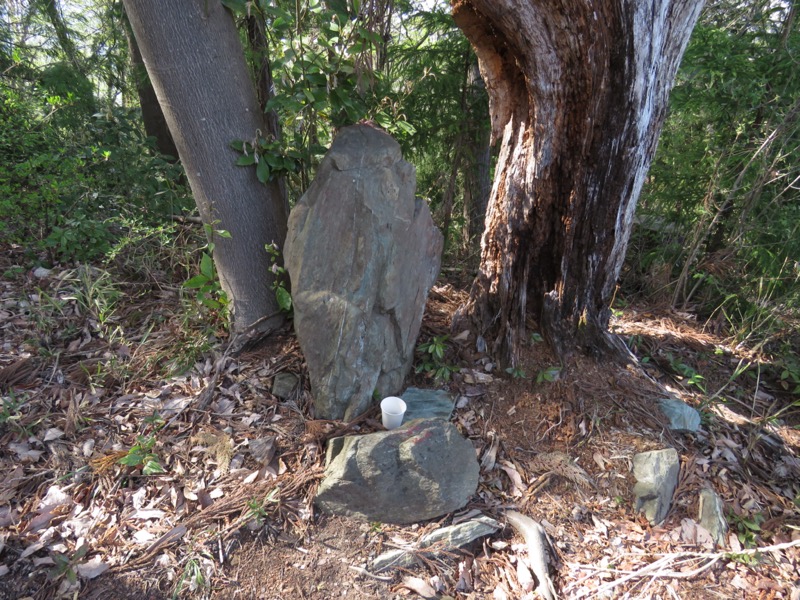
[633,448,680,525]
[285,125,443,420]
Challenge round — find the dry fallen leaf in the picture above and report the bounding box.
[76,557,109,579]
[42,427,65,442]
[481,432,499,471]
[499,460,526,497]
[249,436,277,465]
[516,556,534,592]
[402,575,439,599]
[593,451,609,471]
[8,442,43,463]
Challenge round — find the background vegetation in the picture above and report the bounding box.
[1,0,797,374]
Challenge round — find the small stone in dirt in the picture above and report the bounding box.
[372,515,500,572]
[271,372,299,399]
[658,397,701,432]
[32,267,51,278]
[698,487,727,546]
[632,448,680,525]
[401,387,455,421]
[315,419,479,524]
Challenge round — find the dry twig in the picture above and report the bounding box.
[568,539,800,597]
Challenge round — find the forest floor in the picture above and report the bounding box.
[1,238,799,600]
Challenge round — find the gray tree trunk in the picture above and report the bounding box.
[462,60,491,245]
[121,8,178,160]
[452,0,704,364]
[123,0,288,337]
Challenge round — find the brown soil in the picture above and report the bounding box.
[1,243,799,599]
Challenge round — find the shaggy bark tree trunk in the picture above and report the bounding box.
[123,0,288,337]
[452,0,704,364]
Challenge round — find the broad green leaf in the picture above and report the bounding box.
[236,154,256,166]
[256,159,270,183]
[142,459,165,476]
[118,452,143,466]
[220,0,248,15]
[200,253,214,279]
[200,296,222,310]
[276,287,292,312]
[396,121,417,136]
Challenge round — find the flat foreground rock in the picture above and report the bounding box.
[315,419,479,524]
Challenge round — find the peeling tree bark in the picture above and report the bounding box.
[451,0,704,364]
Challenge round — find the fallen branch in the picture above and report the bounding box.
[349,565,393,582]
[505,510,558,600]
[567,538,800,597]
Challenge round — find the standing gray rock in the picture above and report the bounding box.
[285,125,443,421]
[698,487,727,546]
[633,448,680,525]
[315,419,479,524]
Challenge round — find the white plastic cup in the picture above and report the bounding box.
[380,396,407,430]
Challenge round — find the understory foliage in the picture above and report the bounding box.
[224,0,489,251]
[0,87,190,262]
[0,1,192,264]
[627,0,800,349]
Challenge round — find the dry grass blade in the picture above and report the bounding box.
[0,357,41,391]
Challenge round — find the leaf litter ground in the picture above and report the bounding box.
[0,242,799,599]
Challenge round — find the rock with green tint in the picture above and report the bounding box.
[315,419,478,524]
[633,448,680,525]
[285,125,443,421]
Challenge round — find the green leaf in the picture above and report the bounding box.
[236,154,256,166]
[220,0,248,15]
[542,366,561,382]
[396,121,417,136]
[276,286,292,312]
[184,274,209,289]
[118,452,143,467]
[200,296,222,310]
[143,459,165,476]
[256,159,270,183]
[200,253,214,279]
